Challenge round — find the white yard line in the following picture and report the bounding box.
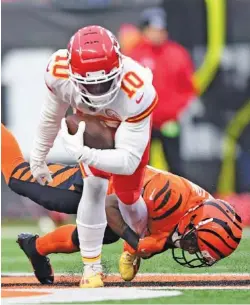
[1,287,182,304]
[147,286,250,290]
[2,273,249,304]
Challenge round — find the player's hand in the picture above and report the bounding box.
[124,232,168,257]
[137,233,168,256]
[123,241,137,255]
[30,160,53,186]
[59,118,86,161]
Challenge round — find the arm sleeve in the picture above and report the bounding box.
[105,194,139,249]
[79,115,151,175]
[30,90,69,163]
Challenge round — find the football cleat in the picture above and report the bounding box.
[80,265,104,288]
[17,233,54,285]
[119,251,141,281]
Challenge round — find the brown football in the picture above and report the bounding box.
[65,114,114,150]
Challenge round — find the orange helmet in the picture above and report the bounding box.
[171,199,242,268]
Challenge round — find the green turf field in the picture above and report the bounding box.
[2,224,250,304]
[2,225,250,274]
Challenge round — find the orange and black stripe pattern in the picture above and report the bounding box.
[144,172,189,234]
[152,180,183,221]
[10,161,81,191]
[197,200,242,260]
[10,162,31,181]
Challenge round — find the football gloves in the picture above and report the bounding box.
[59,118,86,162]
[30,160,52,186]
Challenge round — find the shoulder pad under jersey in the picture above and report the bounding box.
[44,49,70,100]
[119,56,158,123]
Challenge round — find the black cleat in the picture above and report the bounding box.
[17,233,54,285]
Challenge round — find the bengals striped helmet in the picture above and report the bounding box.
[171,199,242,268]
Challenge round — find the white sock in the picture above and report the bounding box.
[76,176,108,267]
[118,195,148,236]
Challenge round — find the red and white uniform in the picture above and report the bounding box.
[32,49,157,203]
[30,26,157,280]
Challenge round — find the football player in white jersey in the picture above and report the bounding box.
[30,25,158,288]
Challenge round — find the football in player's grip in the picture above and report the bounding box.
[66,114,114,150]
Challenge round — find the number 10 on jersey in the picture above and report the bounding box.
[121,71,144,98]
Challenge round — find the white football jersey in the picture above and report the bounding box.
[45,49,157,128]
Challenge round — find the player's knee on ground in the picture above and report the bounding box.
[71,225,120,247]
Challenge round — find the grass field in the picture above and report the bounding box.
[1,224,250,304]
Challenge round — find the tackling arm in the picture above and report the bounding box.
[105,194,140,250]
[106,194,172,256]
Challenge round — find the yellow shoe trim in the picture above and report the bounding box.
[80,273,104,288]
[119,251,140,282]
[82,254,101,264]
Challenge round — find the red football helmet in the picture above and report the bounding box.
[68,25,123,108]
[171,199,242,268]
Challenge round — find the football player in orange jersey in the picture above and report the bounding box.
[2,124,242,284]
[106,167,243,280]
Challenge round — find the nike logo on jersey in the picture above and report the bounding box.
[46,60,52,72]
[149,188,156,200]
[136,92,144,104]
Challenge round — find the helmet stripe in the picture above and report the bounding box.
[152,194,183,220]
[212,218,241,243]
[217,199,242,223]
[199,237,226,259]
[199,228,235,250]
[203,201,242,231]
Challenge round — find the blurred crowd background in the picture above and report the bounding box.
[2,0,250,228]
